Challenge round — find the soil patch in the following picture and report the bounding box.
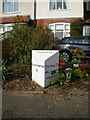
[2,67,89,97]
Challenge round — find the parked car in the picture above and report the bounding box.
[53,36,90,62]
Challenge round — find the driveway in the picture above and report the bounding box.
[2,88,88,119]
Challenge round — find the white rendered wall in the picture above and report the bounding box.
[0,0,84,20]
[36,0,84,19]
[0,1,34,19]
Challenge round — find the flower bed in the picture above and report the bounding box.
[50,48,90,87]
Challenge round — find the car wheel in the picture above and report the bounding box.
[60,51,72,62]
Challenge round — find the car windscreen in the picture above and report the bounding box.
[59,37,72,43]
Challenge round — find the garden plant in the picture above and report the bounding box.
[4,25,55,67]
[50,48,90,86]
[2,16,90,86]
[2,16,56,82]
[70,18,85,36]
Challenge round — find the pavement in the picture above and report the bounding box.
[2,88,89,119]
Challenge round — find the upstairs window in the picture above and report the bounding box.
[87,1,90,11]
[50,0,69,10]
[3,0,19,13]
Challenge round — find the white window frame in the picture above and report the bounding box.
[83,25,90,36]
[49,22,70,39]
[0,24,4,34]
[3,0,19,13]
[0,24,13,40]
[49,0,69,10]
[3,24,13,33]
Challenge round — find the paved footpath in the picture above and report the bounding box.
[2,89,89,119]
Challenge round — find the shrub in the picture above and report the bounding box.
[80,60,90,74]
[2,38,11,60]
[70,19,85,36]
[0,59,14,83]
[50,69,72,86]
[50,71,66,86]
[71,68,87,81]
[4,23,56,67]
[71,48,86,63]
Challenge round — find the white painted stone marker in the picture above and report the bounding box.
[32,50,59,87]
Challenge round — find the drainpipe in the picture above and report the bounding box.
[34,0,36,20]
[26,0,36,26]
[34,0,37,26]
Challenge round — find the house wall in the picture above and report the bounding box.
[0,0,84,24]
[0,1,34,40]
[36,18,80,29]
[0,1,2,17]
[36,0,83,20]
[0,1,34,23]
[35,0,84,28]
[0,0,85,39]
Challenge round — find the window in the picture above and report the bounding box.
[0,24,13,40]
[0,25,3,40]
[49,23,70,40]
[83,26,90,36]
[50,0,69,10]
[3,0,19,13]
[3,24,13,32]
[85,27,90,36]
[87,1,90,11]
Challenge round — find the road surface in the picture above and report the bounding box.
[2,89,88,119]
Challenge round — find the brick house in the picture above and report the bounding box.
[0,0,34,39]
[0,0,90,40]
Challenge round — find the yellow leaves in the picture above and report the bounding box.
[71,48,86,62]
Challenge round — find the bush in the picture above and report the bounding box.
[80,60,90,74]
[71,68,86,81]
[50,69,72,86]
[2,38,11,60]
[70,18,85,36]
[0,59,14,83]
[4,24,56,67]
[71,48,86,62]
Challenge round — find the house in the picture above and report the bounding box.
[34,0,90,39]
[83,1,90,36]
[0,0,90,40]
[0,0,34,40]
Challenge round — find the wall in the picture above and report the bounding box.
[36,18,81,29]
[36,0,83,20]
[0,1,34,23]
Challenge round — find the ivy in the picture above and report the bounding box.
[70,19,85,36]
